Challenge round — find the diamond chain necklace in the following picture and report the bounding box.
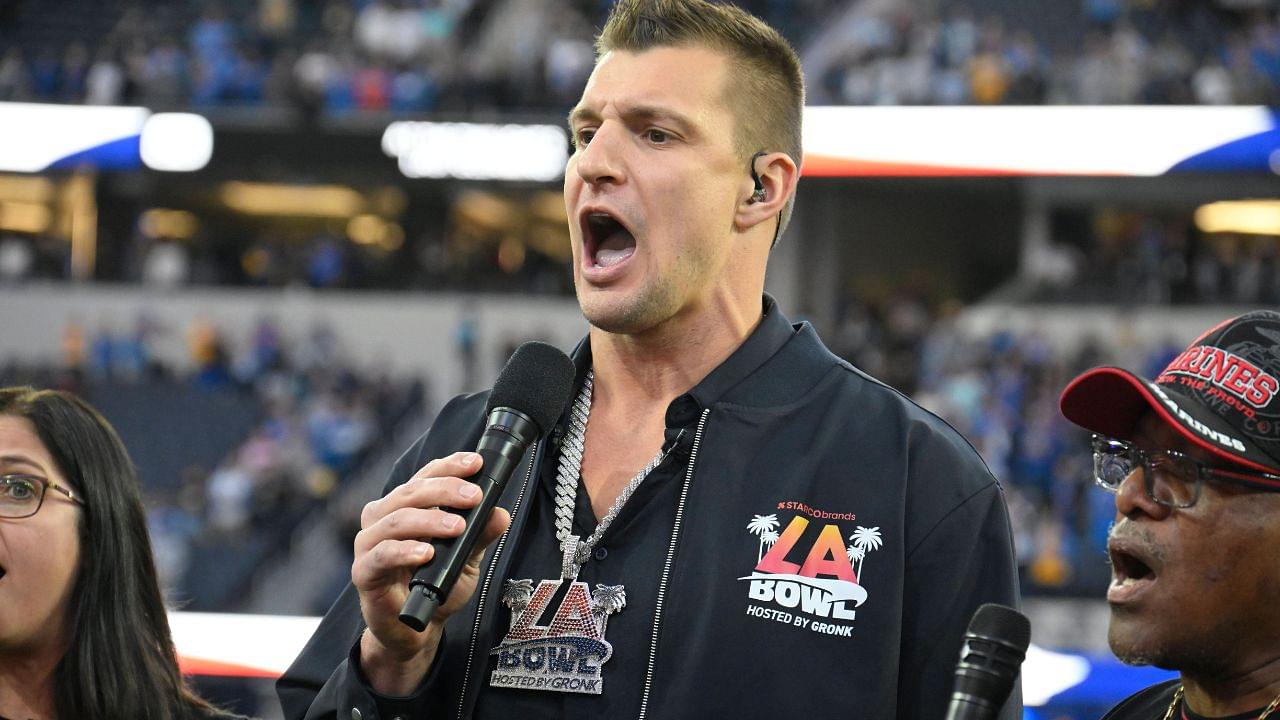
[554,369,667,577]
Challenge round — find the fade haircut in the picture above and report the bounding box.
[596,0,805,239]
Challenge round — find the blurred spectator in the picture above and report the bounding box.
[142,39,189,104]
[143,241,191,288]
[146,477,204,594]
[0,237,34,282]
[355,0,426,63]
[1193,56,1235,103]
[0,48,30,100]
[544,14,595,106]
[352,62,391,110]
[59,42,91,101]
[258,0,298,50]
[389,64,435,111]
[188,319,233,388]
[84,48,125,105]
[29,48,60,99]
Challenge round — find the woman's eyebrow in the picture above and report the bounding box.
[0,454,45,473]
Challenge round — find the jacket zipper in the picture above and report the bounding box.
[638,408,710,720]
[456,444,539,720]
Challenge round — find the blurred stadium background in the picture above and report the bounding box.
[3,0,1280,716]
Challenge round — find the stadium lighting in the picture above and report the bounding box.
[0,175,54,202]
[220,182,365,217]
[140,113,214,172]
[382,121,569,181]
[0,201,52,233]
[0,102,213,173]
[1194,200,1280,236]
[139,208,200,239]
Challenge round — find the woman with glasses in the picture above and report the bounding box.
[0,386,245,720]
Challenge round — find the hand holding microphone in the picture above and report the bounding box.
[350,342,576,696]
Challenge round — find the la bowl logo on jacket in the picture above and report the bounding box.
[739,503,881,638]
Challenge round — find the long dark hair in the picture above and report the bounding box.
[0,387,219,720]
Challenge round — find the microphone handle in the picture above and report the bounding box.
[944,695,1002,720]
[399,408,537,631]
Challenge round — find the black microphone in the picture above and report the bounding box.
[944,603,1031,720]
[399,341,576,632]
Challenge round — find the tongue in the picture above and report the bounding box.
[596,230,635,268]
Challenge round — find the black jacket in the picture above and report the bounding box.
[278,300,1022,719]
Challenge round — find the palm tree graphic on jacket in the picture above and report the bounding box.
[846,526,882,581]
[747,514,780,562]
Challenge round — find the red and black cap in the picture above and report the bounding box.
[1060,310,1280,483]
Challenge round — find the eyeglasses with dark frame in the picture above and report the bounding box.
[1091,435,1280,509]
[0,473,85,519]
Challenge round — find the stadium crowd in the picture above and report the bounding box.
[0,315,425,610]
[1027,210,1280,306]
[0,0,1277,113]
[831,287,1185,597]
[805,0,1280,105]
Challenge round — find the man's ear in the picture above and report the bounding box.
[736,151,798,234]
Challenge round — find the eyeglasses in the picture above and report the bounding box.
[1092,435,1280,509]
[0,474,84,519]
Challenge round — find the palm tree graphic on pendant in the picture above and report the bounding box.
[590,584,627,636]
[501,579,536,621]
[747,514,781,562]
[846,526,882,581]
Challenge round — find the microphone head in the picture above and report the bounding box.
[949,603,1030,715]
[486,341,577,438]
[968,603,1031,654]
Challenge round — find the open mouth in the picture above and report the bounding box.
[582,210,636,270]
[1107,541,1158,602]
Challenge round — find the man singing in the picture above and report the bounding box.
[279,0,1019,717]
[1060,310,1280,719]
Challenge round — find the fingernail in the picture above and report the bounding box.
[466,453,481,466]
[443,514,462,531]
[459,483,481,500]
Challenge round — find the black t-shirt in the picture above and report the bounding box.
[471,408,694,718]
[1103,680,1273,720]
[470,308,787,717]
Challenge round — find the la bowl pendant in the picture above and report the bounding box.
[489,577,626,694]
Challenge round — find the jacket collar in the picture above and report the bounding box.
[565,294,798,413]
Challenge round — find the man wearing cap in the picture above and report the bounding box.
[1059,310,1280,720]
